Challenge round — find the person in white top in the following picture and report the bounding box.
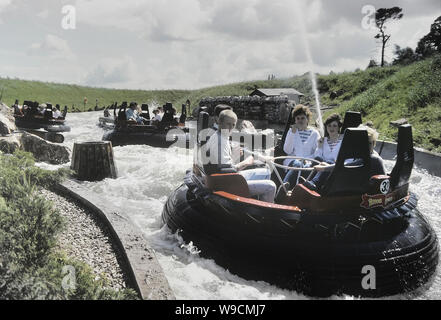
[202,110,276,203]
[314,113,343,164]
[52,104,63,119]
[282,105,320,187]
[152,109,162,122]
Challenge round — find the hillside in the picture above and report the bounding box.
[1,55,440,152]
[0,79,190,112]
[319,55,441,153]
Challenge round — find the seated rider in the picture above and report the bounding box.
[202,109,276,203]
[313,113,343,164]
[282,104,320,188]
[126,102,144,124]
[303,125,386,192]
[151,109,162,124]
[53,104,63,119]
[212,104,232,130]
[13,99,24,116]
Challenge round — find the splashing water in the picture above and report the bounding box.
[38,111,441,300]
[294,5,324,137]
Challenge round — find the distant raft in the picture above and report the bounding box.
[102,101,191,148]
[13,100,71,143]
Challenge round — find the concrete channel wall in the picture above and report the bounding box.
[55,180,175,300]
[375,140,441,178]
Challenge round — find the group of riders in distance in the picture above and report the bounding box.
[110,101,187,130]
[12,99,66,120]
[202,104,386,204]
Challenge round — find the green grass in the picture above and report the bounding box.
[0,151,138,300]
[1,55,440,151]
[323,55,441,153]
[0,78,190,112]
[0,75,313,113]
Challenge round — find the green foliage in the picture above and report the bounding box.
[325,55,441,153]
[406,55,441,110]
[317,66,398,106]
[416,16,441,58]
[0,152,138,300]
[392,45,418,66]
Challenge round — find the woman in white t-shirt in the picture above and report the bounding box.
[314,113,343,164]
[282,105,320,187]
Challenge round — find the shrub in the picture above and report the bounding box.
[0,151,138,300]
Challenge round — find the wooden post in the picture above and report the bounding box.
[71,141,117,181]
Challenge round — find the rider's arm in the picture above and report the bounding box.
[233,155,254,171]
[314,162,334,172]
[283,130,295,155]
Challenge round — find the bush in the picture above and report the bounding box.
[0,151,138,300]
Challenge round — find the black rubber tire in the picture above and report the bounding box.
[162,184,439,298]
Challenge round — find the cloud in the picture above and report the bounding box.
[1,0,440,89]
[0,0,11,22]
[36,9,49,19]
[75,0,208,42]
[0,0,11,11]
[84,56,137,87]
[28,34,75,60]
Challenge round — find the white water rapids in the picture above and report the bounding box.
[37,111,441,299]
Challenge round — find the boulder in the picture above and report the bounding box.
[390,118,408,128]
[0,134,22,153]
[0,103,17,135]
[20,132,70,164]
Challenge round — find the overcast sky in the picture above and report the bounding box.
[0,0,439,90]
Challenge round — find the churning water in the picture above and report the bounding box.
[38,111,440,299]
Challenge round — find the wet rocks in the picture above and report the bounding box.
[0,131,70,164]
[0,133,22,153]
[0,103,70,164]
[0,103,16,135]
[20,132,70,164]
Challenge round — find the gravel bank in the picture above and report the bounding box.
[41,188,134,292]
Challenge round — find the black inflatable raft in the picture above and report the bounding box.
[162,112,439,297]
[13,101,71,143]
[102,102,191,148]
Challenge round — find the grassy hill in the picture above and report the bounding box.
[1,54,440,152]
[319,55,441,153]
[0,79,190,112]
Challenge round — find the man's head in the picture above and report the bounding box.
[218,109,237,136]
[214,104,232,124]
[129,102,137,109]
[153,109,159,115]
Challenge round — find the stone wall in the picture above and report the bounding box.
[199,95,292,124]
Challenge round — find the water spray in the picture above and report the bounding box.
[294,5,324,137]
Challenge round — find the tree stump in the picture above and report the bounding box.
[71,141,118,181]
